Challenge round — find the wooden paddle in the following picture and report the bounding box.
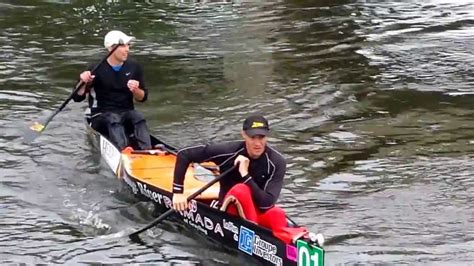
[129,165,237,242]
[23,40,124,144]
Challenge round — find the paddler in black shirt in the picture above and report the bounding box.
[171,115,309,243]
[72,30,151,151]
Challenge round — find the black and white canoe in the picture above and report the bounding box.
[86,118,325,266]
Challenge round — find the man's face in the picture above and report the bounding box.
[110,43,130,62]
[242,130,267,159]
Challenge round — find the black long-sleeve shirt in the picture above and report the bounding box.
[173,141,286,211]
[72,59,147,115]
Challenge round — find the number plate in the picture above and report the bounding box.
[297,240,324,266]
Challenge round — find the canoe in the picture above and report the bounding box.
[86,117,325,266]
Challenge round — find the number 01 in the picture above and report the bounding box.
[297,240,323,266]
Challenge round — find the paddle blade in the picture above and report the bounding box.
[129,233,145,244]
[23,109,59,144]
[23,120,46,144]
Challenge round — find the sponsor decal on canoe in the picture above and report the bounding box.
[131,180,224,238]
[209,200,219,209]
[286,244,297,262]
[136,181,172,208]
[180,200,224,238]
[297,240,324,266]
[253,235,282,265]
[223,219,239,241]
[188,199,198,212]
[238,226,254,255]
[238,226,283,266]
[100,136,121,173]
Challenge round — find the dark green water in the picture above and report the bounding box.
[1,0,473,264]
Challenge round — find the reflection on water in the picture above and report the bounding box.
[1,0,474,264]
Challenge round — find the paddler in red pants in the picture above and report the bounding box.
[171,115,309,244]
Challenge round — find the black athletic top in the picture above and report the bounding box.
[72,59,147,114]
[173,141,287,211]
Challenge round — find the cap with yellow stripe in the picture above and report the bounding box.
[242,115,270,137]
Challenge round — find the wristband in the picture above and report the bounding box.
[172,183,184,193]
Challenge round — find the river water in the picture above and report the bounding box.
[1,0,473,265]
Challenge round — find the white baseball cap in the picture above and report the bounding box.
[104,30,135,48]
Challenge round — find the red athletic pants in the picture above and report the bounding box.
[223,183,307,243]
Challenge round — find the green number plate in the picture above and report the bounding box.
[297,240,325,266]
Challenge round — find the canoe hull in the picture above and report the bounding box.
[86,121,325,266]
[121,169,324,266]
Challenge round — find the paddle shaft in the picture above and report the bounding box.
[42,43,122,129]
[129,165,236,240]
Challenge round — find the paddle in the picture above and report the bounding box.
[129,165,237,243]
[23,39,124,144]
